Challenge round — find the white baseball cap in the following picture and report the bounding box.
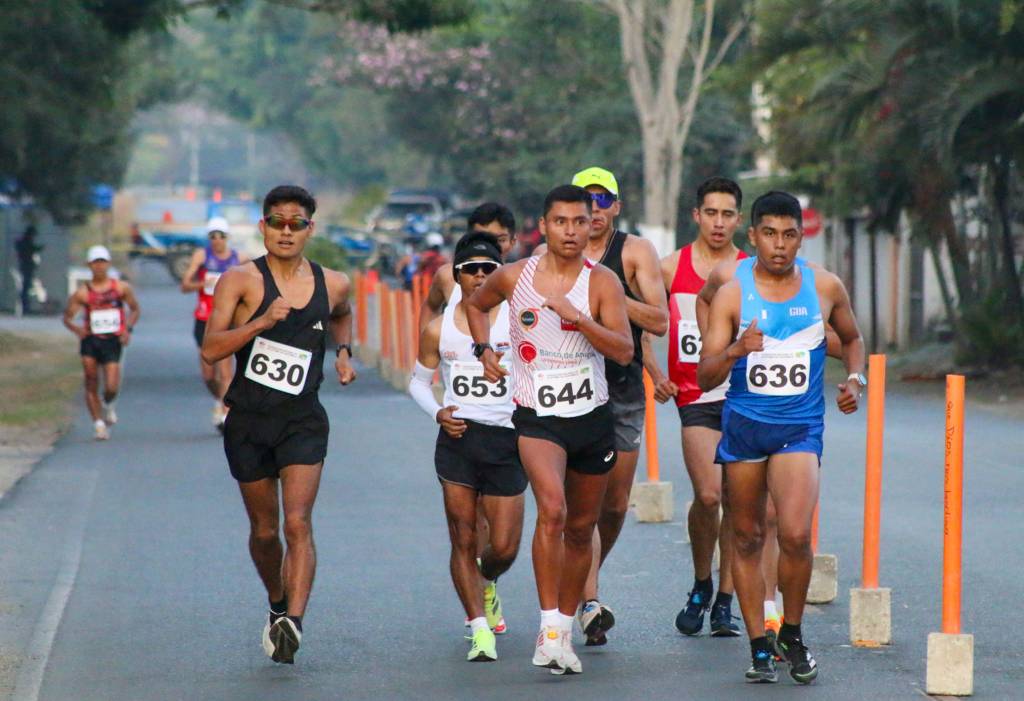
[425,232,444,248]
[206,216,231,235]
[87,245,111,262]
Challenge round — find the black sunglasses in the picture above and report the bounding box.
[455,261,499,276]
[263,214,312,231]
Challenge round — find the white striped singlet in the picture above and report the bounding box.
[509,256,608,417]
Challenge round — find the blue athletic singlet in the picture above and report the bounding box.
[725,258,825,424]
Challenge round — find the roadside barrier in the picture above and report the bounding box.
[926,374,973,696]
[807,502,838,604]
[850,354,891,645]
[633,370,673,522]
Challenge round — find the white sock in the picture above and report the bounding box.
[94,419,105,428]
[469,617,489,634]
[558,612,575,632]
[540,608,560,628]
[764,600,778,619]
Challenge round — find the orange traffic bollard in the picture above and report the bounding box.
[942,374,965,635]
[861,353,886,589]
[641,369,660,482]
[380,284,392,362]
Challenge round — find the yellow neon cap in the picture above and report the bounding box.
[571,166,619,197]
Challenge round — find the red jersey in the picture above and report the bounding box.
[85,280,126,337]
[194,246,240,321]
[668,244,746,406]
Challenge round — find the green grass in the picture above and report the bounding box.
[0,331,80,428]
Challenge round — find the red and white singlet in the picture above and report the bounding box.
[84,280,126,337]
[509,257,608,418]
[668,244,746,406]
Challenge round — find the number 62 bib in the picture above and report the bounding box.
[245,336,312,395]
[746,349,809,396]
[534,363,596,417]
[677,319,701,363]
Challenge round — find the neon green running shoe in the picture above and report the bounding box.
[467,627,497,661]
[483,581,507,634]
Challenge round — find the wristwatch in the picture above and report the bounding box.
[848,372,867,387]
[336,344,352,358]
[472,342,492,359]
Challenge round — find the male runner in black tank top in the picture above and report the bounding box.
[202,185,356,665]
[570,167,668,645]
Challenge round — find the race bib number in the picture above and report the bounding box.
[244,336,312,395]
[90,308,121,335]
[450,360,509,405]
[747,350,810,396]
[677,319,701,363]
[534,363,596,417]
[202,272,221,296]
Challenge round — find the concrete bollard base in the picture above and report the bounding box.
[849,587,891,646]
[390,366,408,392]
[357,345,379,366]
[633,481,673,522]
[926,632,973,696]
[807,554,838,604]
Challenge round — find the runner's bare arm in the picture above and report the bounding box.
[624,237,668,336]
[642,331,678,403]
[696,260,736,335]
[416,316,442,369]
[327,270,356,385]
[697,282,751,391]
[467,262,520,381]
[418,263,454,335]
[179,248,206,293]
[579,266,633,366]
[62,289,87,339]
[121,282,141,327]
[201,268,288,363]
[824,273,865,413]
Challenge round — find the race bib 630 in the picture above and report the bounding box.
[244,336,312,395]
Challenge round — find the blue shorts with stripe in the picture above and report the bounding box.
[714,403,823,464]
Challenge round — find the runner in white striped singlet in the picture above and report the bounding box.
[466,184,633,676]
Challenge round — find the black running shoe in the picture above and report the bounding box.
[773,635,818,684]
[745,650,778,683]
[675,589,711,635]
[268,617,302,664]
[709,601,741,637]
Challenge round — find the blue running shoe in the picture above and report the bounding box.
[675,588,711,636]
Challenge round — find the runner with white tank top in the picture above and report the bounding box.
[466,185,634,677]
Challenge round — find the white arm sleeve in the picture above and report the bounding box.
[409,361,442,421]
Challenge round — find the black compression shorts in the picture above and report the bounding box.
[222,399,329,482]
[512,403,616,475]
[80,335,123,364]
[434,420,527,497]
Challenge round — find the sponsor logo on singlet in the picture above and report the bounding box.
[789,307,808,317]
[442,350,459,361]
[495,341,511,353]
[518,340,537,364]
[519,309,539,330]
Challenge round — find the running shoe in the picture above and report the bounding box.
[483,581,507,634]
[93,419,109,441]
[267,617,301,664]
[765,614,782,657]
[261,610,286,659]
[532,626,562,669]
[745,649,779,683]
[710,600,741,637]
[550,629,582,675]
[103,404,117,426]
[774,634,818,684]
[578,600,606,646]
[466,627,497,662]
[675,588,711,635]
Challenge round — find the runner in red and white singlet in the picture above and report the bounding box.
[643,177,747,638]
[63,245,141,440]
[467,184,632,677]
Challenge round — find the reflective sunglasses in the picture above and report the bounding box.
[208,231,227,239]
[590,192,618,210]
[454,260,499,276]
[263,214,312,231]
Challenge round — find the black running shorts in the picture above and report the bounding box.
[193,318,206,348]
[512,403,617,476]
[223,399,329,482]
[434,420,527,497]
[677,399,724,431]
[80,335,123,364]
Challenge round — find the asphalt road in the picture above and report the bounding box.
[0,262,1019,700]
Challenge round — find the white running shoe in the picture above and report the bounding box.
[551,629,582,675]
[532,625,563,669]
[212,402,224,426]
[103,404,117,426]
[94,419,109,441]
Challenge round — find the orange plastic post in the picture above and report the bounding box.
[403,291,416,371]
[411,274,422,349]
[380,284,392,362]
[641,369,660,482]
[861,354,886,589]
[366,268,378,295]
[942,374,965,634]
[811,503,819,554]
[355,273,368,347]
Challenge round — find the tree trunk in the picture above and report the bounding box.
[992,157,1024,327]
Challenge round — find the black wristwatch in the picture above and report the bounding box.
[472,342,492,359]
[336,344,352,359]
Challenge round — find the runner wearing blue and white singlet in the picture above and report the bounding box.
[466,185,633,677]
[699,191,865,686]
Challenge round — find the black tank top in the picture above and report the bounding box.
[224,256,330,412]
[598,230,644,392]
